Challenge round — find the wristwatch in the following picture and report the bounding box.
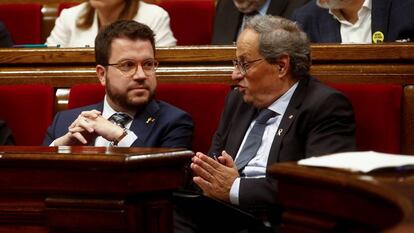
[111,128,128,146]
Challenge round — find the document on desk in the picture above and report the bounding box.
[298,151,414,173]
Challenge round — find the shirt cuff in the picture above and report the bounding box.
[229,177,240,205]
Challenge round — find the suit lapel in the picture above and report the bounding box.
[129,100,160,144]
[319,12,341,42]
[268,77,310,164]
[371,0,392,42]
[226,105,257,159]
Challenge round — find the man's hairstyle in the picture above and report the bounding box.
[95,20,156,66]
[245,15,311,78]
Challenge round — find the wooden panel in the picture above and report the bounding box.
[268,163,413,233]
[0,146,193,233]
[403,85,414,155]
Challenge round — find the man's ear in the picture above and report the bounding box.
[277,54,290,77]
[96,65,106,86]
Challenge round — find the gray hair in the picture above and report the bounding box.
[245,15,311,78]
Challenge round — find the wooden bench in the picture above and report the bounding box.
[0,44,413,154]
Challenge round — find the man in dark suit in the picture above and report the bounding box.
[292,0,414,43]
[0,21,13,47]
[176,15,355,232]
[211,0,310,45]
[43,20,193,148]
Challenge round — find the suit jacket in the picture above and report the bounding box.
[0,21,13,48]
[211,0,310,45]
[43,99,193,148]
[292,0,414,43]
[209,76,356,211]
[46,1,176,47]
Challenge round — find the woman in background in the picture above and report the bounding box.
[46,0,176,47]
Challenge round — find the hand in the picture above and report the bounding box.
[75,110,126,142]
[191,151,239,202]
[54,110,102,146]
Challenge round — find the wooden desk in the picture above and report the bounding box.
[268,163,414,233]
[0,146,193,233]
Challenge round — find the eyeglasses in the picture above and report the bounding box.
[232,58,263,76]
[105,59,159,77]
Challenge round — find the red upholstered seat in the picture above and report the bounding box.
[68,83,230,153]
[158,0,215,45]
[0,4,42,44]
[329,83,402,154]
[0,85,54,145]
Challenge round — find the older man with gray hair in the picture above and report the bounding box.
[175,15,356,233]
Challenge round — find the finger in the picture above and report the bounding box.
[71,132,88,144]
[190,162,214,182]
[76,118,95,133]
[81,110,101,119]
[219,150,235,168]
[193,176,212,194]
[196,153,222,173]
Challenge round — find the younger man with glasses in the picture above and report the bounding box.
[44,20,193,148]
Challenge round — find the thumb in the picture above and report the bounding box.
[218,150,236,168]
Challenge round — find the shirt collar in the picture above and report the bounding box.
[329,0,371,24]
[102,95,135,119]
[257,0,271,16]
[267,82,298,117]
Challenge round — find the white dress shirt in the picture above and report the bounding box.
[329,0,372,44]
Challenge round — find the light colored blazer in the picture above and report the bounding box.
[46,1,176,47]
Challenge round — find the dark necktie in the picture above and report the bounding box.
[235,109,278,170]
[108,112,131,129]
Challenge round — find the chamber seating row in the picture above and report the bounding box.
[0,82,403,156]
[0,0,215,45]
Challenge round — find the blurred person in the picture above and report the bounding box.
[175,15,356,233]
[0,21,13,47]
[292,0,414,43]
[44,20,192,148]
[46,0,176,47]
[0,119,15,145]
[211,0,310,44]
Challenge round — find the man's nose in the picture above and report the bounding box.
[132,65,147,80]
[231,67,244,80]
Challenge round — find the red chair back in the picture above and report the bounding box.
[158,0,215,45]
[329,83,402,153]
[0,85,54,145]
[0,4,42,44]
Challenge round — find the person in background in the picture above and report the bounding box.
[46,0,176,47]
[175,15,356,233]
[0,21,13,47]
[0,119,15,145]
[43,20,192,148]
[291,0,414,43]
[211,0,310,45]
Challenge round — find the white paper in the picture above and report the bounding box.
[298,151,414,173]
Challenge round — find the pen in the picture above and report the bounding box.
[12,44,61,48]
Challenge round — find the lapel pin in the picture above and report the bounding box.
[146,117,155,124]
[277,129,283,136]
[289,114,294,119]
